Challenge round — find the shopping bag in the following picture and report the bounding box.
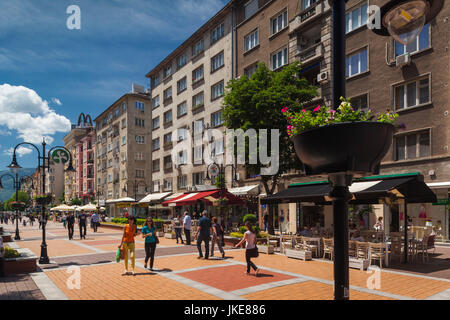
[115,248,121,263]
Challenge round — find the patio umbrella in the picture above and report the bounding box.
[78,203,98,211]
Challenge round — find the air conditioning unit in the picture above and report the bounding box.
[317,71,328,83]
[396,53,411,68]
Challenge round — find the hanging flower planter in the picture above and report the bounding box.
[284,97,400,177]
[10,201,26,211]
[34,195,53,206]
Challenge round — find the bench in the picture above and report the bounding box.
[349,257,370,270]
[285,248,312,261]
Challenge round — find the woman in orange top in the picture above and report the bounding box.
[119,216,139,275]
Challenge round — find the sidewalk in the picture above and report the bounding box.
[1,221,450,300]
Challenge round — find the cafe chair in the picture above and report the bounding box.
[368,242,386,268]
[322,238,334,260]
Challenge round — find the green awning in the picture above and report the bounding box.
[433,199,450,206]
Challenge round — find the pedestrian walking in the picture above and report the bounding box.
[91,212,99,233]
[78,210,87,239]
[194,211,212,260]
[141,217,157,271]
[19,213,22,223]
[211,217,225,258]
[119,216,138,275]
[235,221,260,276]
[5,213,9,225]
[263,212,269,232]
[183,211,191,245]
[173,214,184,244]
[38,215,42,229]
[29,214,35,227]
[0,212,4,224]
[67,212,75,240]
[62,213,67,229]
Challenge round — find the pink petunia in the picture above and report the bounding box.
[313,105,321,112]
[302,109,306,113]
[281,107,288,113]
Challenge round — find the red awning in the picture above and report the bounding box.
[162,190,245,207]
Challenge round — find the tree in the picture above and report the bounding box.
[11,191,31,206]
[222,62,318,235]
[70,198,82,206]
[58,192,66,204]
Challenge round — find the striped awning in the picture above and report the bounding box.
[262,173,437,205]
[139,192,172,204]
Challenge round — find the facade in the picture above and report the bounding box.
[94,91,151,213]
[63,114,96,204]
[146,3,235,196]
[45,159,64,203]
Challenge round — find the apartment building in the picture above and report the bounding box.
[146,2,235,194]
[232,0,449,237]
[94,90,151,213]
[63,113,96,204]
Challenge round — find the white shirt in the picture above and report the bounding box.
[183,215,191,230]
[245,231,256,250]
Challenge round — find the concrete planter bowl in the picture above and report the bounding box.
[292,122,395,177]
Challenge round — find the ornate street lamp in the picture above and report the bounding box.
[8,139,75,264]
[0,173,34,240]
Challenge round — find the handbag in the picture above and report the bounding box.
[155,235,160,244]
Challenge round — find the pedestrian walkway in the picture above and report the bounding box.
[1,220,449,300]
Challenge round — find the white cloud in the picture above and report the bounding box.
[0,84,71,144]
[52,98,62,106]
[6,146,33,157]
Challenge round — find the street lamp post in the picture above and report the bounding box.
[0,174,34,240]
[8,139,75,265]
[205,162,237,221]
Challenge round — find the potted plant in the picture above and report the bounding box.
[258,240,274,254]
[10,201,26,211]
[34,194,53,206]
[283,97,401,176]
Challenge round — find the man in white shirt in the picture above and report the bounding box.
[183,211,192,245]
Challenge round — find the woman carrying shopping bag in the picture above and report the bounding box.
[118,216,139,275]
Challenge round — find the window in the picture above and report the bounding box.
[121,152,127,162]
[122,102,127,112]
[107,143,112,152]
[108,174,113,183]
[177,77,187,93]
[164,156,172,169]
[211,52,224,72]
[271,10,288,35]
[211,111,224,127]
[164,110,173,124]
[193,92,204,109]
[177,175,188,189]
[211,81,224,100]
[193,119,204,135]
[163,65,172,78]
[135,152,145,161]
[136,169,145,179]
[151,96,160,109]
[135,135,145,144]
[121,136,126,145]
[121,118,126,128]
[114,108,119,119]
[152,116,160,130]
[178,150,188,165]
[153,75,160,88]
[177,101,187,117]
[245,0,258,19]
[153,180,160,192]
[395,24,430,57]
[395,131,430,161]
[108,159,113,168]
[135,118,145,127]
[345,2,368,33]
[163,178,172,191]
[394,77,430,110]
[346,48,368,77]
[211,138,224,156]
[350,94,369,112]
[302,0,318,10]
[135,101,145,111]
[177,54,187,69]
[152,159,160,172]
[163,87,172,101]
[193,39,204,56]
[211,23,225,44]
[193,145,203,163]
[244,64,258,77]
[164,133,172,145]
[193,172,204,185]
[271,47,288,70]
[152,138,160,151]
[245,30,259,52]
[193,66,204,83]
[177,128,188,141]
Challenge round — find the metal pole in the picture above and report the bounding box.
[14,173,20,240]
[331,0,346,110]
[39,140,49,264]
[404,199,408,263]
[329,173,353,301]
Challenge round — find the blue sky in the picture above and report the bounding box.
[0,0,228,170]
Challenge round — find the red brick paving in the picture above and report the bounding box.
[178,264,296,292]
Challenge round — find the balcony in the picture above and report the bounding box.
[289,1,330,33]
[296,43,324,66]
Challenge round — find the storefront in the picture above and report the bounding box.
[138,192,173,219]
[262,173,438,238]
[105,197,135,218]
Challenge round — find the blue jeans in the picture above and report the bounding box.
[175,228,184,243]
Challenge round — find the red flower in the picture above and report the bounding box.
[313,105,321,112]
